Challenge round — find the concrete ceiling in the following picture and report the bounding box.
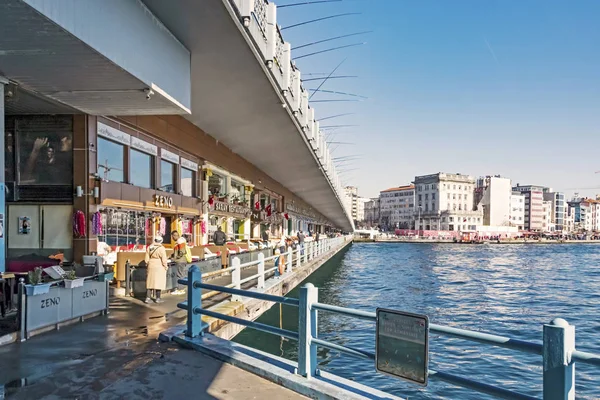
[141,0,352,231]
[0,0,187,116]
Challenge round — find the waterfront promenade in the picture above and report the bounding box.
[0,296,306,399]
[0,237,355,399]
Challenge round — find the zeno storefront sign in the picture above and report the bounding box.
[154,194,174,209]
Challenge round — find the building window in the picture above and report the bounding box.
[209,173,227,197]
[181,167,195,197]
[130,149,153,189]
[459,204,462,211]
[230,180,246,203]
[159,160,176,193]
[453,194,456,200]
[425,194,429,200]
[464,204,467,211]
[432,193,436,200]
[459,194,462,200]
[97,137,124,182]
[418,194,422,201]
[447,193,450,199]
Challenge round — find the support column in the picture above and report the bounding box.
[0,77,7,272]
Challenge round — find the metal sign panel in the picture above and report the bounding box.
[376,308,429,386]
[71,281,107,318]
[26,286,73,331]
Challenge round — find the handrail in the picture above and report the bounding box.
[176,234,600,400]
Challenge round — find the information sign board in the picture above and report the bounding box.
[376,308,429,386]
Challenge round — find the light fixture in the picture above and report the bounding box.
[76,186,83,197]
[242,17,250,27]
[281,103,287,108]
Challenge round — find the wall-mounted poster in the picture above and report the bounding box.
[19,216,31,235]
[0,214,4,238]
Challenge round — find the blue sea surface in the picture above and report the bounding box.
[234,243,600,399]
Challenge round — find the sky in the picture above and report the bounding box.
[275,0,600,199]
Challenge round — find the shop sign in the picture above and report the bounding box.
[161,149,180,164]
[212,201,251,218]
[251,210,282,224]
[181,158,198,171]
[154,194,174,209]
[131,137,158,156]
[286,203,317,219]
[97,122,131,146]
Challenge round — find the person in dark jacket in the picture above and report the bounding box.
[213,226,227,246]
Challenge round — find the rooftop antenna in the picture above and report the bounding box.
[282,13,361,31]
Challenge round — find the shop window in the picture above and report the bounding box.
[181,167,195,197]
[98,137,124,182]
[208,173,227,198]
[99,209,150,248]
[230,180,245,203]
[159,160,176,193]
[181,218,194,244]
[260,193,269,210]
[130,149,154,189]
[18,121,73,185]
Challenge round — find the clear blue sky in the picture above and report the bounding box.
[276,0,600,199]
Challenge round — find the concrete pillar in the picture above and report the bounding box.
[0,77,6,272]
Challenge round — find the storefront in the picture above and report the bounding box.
[285,202,321,236]
[202,163,253,243]
[4,115,75,270]
[91,118,203,264]
[248,189,285,239]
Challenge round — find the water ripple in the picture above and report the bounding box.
[235,243,600,399]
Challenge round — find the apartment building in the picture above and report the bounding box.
[344,186,366,223]
[379,185,415,229]
[414,173,482,231]
[512,184,545,231]
[476,176,512,226]
[543,190,566,231]
[363,197,380,228]
[509,193,526,230]
[542,200,555,232]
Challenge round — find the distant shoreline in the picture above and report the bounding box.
[354,238,600,245]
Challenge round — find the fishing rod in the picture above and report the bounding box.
[308,89,368,99]
[309,58,346,100]
[278,0,343,8]
[319,112,356,121]
[293,31,372,50]
[296,42,366,60]
[282,13,361,30]
[303,76,358,82]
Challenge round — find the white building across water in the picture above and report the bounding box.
[413,173,482,232]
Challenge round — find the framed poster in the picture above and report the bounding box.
[18,216,31,235]
[376,308,429,386]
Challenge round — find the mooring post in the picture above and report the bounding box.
[298,283,319,378]
[543,318,575,400]
[257,253,265,289]
[186,266,202,338]
[232,257,241,302]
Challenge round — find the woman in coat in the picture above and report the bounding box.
[144,236,169,304]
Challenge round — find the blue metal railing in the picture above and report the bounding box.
[176,244,599,400]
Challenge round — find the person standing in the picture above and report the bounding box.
[170,230,189,296]
[297,231,305,256]
[144,236,169,304]
[213,226,227,246]
[261,229,269,247]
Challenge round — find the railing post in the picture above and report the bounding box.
[186,266,202,338]
[303,242,308,264]
[298,283,319,378]
[257,253,265,289]
[286,246,293,273]
[297,243,302,267]
[232,257,241,302]
[543,318,575,400]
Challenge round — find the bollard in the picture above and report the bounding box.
[186,266,202,338]
[287,246,293,273]
[298,283,319,378]
[543,318,575,400]
[257,253,265,289]
[18,278,26,342]
[232,257,241,302]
